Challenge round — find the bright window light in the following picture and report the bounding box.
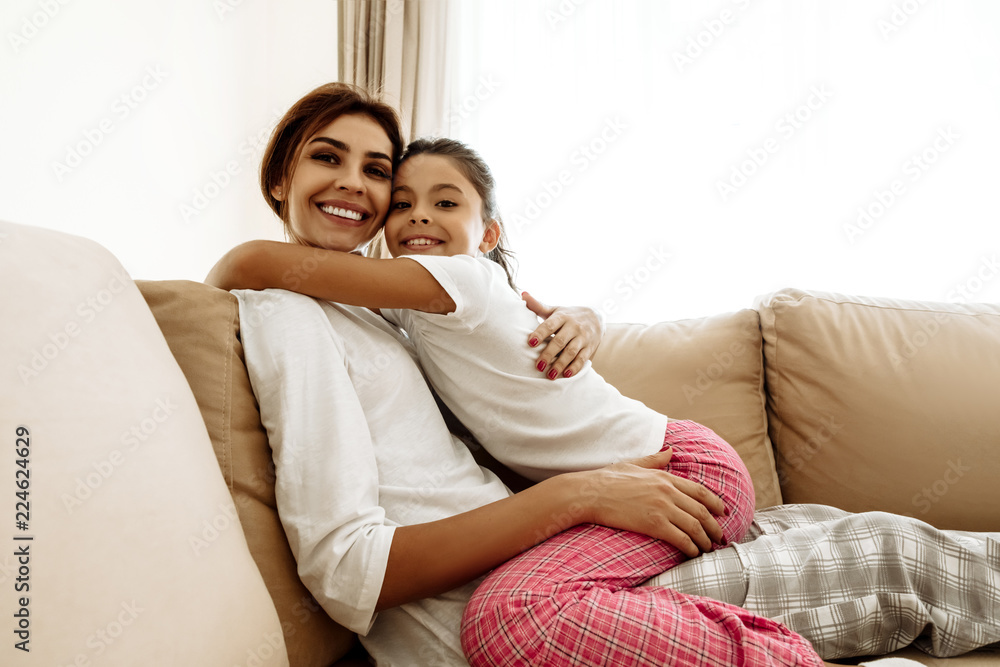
[450,0,1000,322]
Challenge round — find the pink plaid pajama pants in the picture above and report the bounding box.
[460,420,824,666]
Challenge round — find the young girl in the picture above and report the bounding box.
[212,136,806,665]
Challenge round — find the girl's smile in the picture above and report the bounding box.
[385,154,498,259]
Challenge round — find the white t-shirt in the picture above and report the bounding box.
[383,255,668,482]
[235,288,510,666]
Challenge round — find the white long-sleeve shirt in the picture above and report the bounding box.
[384,255,667,482]
[235,289,510,666]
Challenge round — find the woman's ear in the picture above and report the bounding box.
[479,221,501,253]
[271,182,287,202]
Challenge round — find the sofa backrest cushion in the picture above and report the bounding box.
[758,288,1000,531]
[136,280,356,667]
[593,309,782,509]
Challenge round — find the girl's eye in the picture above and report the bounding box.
[437,200,457,208]
[391,201,411,210]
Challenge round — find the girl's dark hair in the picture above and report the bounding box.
[400,137,518,290]
[260,82,404,227]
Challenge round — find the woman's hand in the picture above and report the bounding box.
[522,291,606,380]
[574,448,726,557]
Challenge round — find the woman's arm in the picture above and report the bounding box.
[378,447,726,610]
[241,289,725,621]
[206,239,455,313]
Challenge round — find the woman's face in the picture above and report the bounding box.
[275,113,394,252]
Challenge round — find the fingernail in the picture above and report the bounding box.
[724,506,731,516]
[537,360,547,372]
[563,369,573,378]
[547,369,558,380]
[529,337,539,347]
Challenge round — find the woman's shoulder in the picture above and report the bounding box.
[233,288,331,337]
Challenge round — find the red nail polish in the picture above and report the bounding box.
[537,360,547,372]
[547,369,558,380]
[529,337,539,347]
[563,369,573,378]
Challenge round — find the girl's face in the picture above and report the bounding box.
[384,154,498,259]
[274,113,393,252]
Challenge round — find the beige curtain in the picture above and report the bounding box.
[338,0,457,143]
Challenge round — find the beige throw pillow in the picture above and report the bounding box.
[136,280,358,666]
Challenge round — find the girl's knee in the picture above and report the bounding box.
[665,424,756,542]
[461,590,537,667]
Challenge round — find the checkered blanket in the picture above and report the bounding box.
[645,504,1000,659]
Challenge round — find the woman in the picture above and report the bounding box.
[208,82,824,665]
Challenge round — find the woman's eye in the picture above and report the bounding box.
[366,166,391,179]
[312,152,338,164]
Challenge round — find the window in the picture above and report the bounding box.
[450,0,1000,321]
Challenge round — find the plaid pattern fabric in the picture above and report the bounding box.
[649,503,1000,660]
[460,420,824,666]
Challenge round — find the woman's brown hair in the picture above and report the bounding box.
[260,82,404,225]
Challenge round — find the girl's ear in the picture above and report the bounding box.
[479,221,501,254]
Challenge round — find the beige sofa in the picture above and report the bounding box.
[3,220,997,665]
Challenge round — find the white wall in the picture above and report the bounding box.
[4,1,999,323]
[1,0,339,281]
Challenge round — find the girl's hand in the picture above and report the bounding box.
[576,448,726,557]
[205,243,256,291]
[522,291,606,380]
